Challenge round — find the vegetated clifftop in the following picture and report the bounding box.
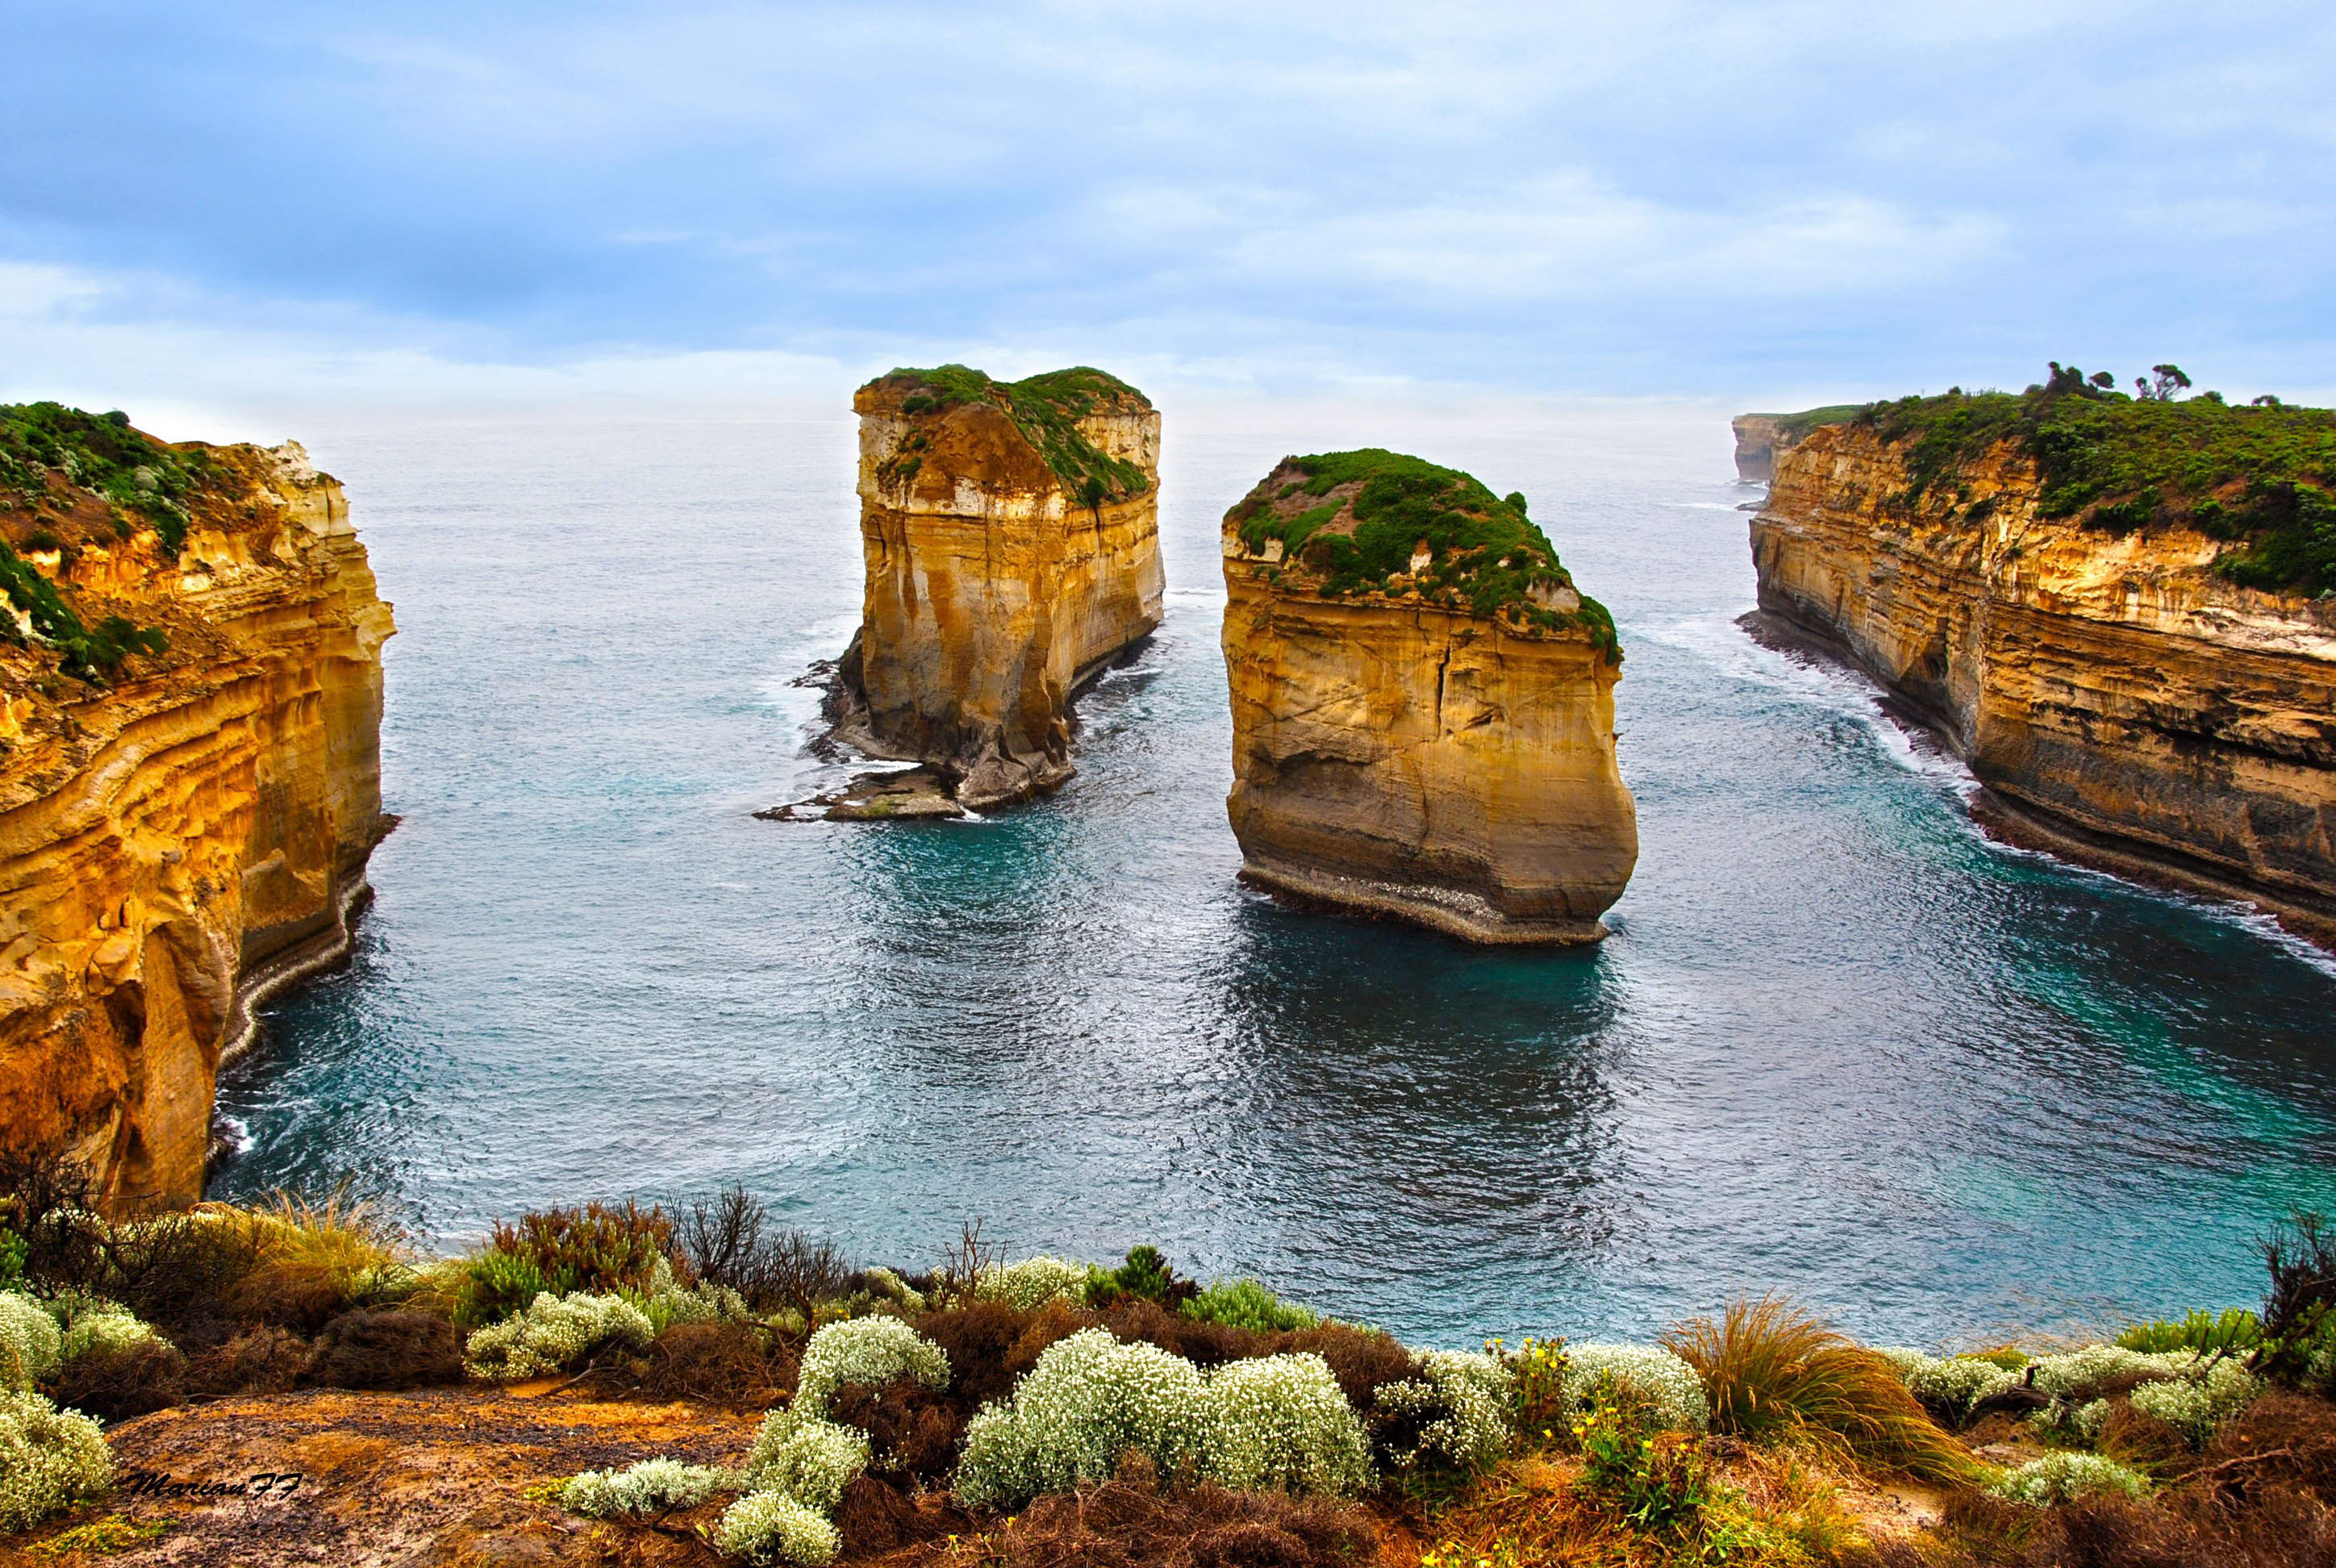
[1732,406,1862,484]
[0,403,393,1211]
[827,365,1163,812]
[1220,450,1637,945]
[1750,383,2336,943]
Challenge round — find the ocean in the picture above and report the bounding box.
[210,399,2336,1349]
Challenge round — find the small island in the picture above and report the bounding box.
[796,365,1164,818]
[1220,449,1637,943]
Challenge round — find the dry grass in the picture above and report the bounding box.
[1663,1298,1975,1483]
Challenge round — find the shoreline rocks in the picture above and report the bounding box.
[1220,450,1637,945]
[0,407,394,1209]
[1749,409,2336,947]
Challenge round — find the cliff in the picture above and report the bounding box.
[828,365,1163,811]
[1220,450,1637,944]
[0,403,393,1210]
[1750,383,2336,943]
[1733,405,1862,484]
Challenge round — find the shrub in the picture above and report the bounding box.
[1992,1450,2151,1507]
[2127,1358,2261,1446]
[1664,1298,1971,1479]
[794,1316,949,1417]
[958,1468,1381,1568]
[227,1190,412,1327]
[55,1299,169,1363]
[462,1291,653,1380]
[561,1457,734,1518]
[186,1326,310,1395]
[1087,1245,1199,1312]
[861,1267,925,1314]
[303,1308,463,1390]
[2117,1308,2263,1357]
[956,1328,1210,1508]
[1881,1348,2024,1424]
[1200,1353,1373,1495]
[978,1257,1091,1312]
[0,1388,111,1531]
[41,1338,187,1421]
[2259,1211,2336,1393]
[640,1320,792,1408]
[0,1291,60,1388]
[486,1201,680,1302]
[718,1488,842,1566]
[673,1185,851,1319]
[1574,1388,1710,1539]
[1183,1278,1318,1333]
[1558,1345,1708,1432]
[1373,1350,1515,1477]
[639,1278,749,1332]
[744,1407,871,1512]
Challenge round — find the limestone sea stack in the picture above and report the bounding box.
[826,365,1163,813]
[1750,377,2336,944]
[1220,450,1637,944]
[0,403,393,1209]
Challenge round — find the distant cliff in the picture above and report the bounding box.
[0,404,393,1209]
[1733,406,1861,483]
[830,365,1163,811]
[1220,450,1636,944]
[1750,383,2336,943]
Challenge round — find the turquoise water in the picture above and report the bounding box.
[210,404,2336,1349]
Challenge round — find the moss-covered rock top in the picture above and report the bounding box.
[1225,448,1619,661]
[861,364,1153,505]
[1744,404,1864,441]
[1843,370,2336,598]
[0,402,219,679]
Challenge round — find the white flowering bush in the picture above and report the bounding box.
[1559,1345,1709,1432]
[56,1303,169,1364]
[1879,1349,2023,1424]
[0,1389,113,1531]
[744,1407,870,1512]
[644,1282,750,1331]
[464,1291,654,1380]
[863,1268,927,1313]
[1201,1353,1373,1495]
[1992,1451,2150,1507]
[0,1292,61,1390]
[957,1328,1210,1508]
[1375,1349,1517,1474]
[2129,1359,2261,1446]
[2025,1345,2187,1403]
[793,1316,950,1417]
[561,1457,736,1517]
[976,1257,1090,1312]
[718,1488,842,1566]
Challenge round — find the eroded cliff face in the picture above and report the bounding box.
[835,369,1164,811]
[1733,415,1792,483]
[1221,453,1637,944]
[1753,424,2336,940]
[0,411,393,1209]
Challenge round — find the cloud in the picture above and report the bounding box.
[0,0,2331,406]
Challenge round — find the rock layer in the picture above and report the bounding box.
[1752,422,2336,942]
[0,410,392,1209]
[832,366,1164,811]
[1221,452,1637,944]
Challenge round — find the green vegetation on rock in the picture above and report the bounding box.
[867,365,1153,506]
[1747,404,1863,440]
[0,402,212,556]
[1851,367,2336,597]
[1228,448,1621,661]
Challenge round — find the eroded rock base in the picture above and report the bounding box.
[1240,856,1611,946]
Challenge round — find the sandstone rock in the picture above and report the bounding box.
[1220,451,1637,944]
[1732,405,1863,484]
[826,365,1163,811]
[1752,419,2336,945]
[0,407,392,1210]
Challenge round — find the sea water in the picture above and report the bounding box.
[210,402,2336,1349]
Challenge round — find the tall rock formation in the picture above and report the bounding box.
[1220,450,1637,944]
[0,404,393,1210]
[828,365,1163,812]
[1750,383,2336,944]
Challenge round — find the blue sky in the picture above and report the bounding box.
[4,0,2333,415]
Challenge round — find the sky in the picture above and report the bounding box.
[4,0,2334,425]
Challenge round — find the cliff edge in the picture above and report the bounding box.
[1733,405,1862,485]
[1750,377,2336,943]
[824,365,1163,813]
[0,403,393,1210]
[1220,450,1637,944]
